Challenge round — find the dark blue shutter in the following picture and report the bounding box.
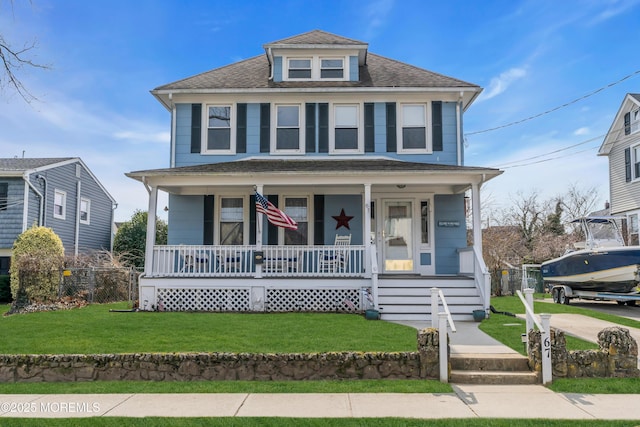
[432,101,443,151]
[203,195,214,244]
[386,103,396,152]
[625,112,631,136]
[625,147,632,182]
[364,103,375,152]
[191,104,202,153]
[314,195,324,245]
[260,103,270,153]
[237,103,247,153]
[305,103,316,153]
[267,194,279,245]
[249,194,256,245]
[319,103,329,153]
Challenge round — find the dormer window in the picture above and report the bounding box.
[624,107,640,135]
[288,59,311,79]
[321,59,343,78]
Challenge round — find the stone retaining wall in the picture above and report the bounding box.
[528,326,639,378]
[0,329,442,383]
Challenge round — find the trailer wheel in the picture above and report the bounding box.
[558,288,570,305]
[627,300,637,307]
[616,300,627,306]
[552,288,560,304]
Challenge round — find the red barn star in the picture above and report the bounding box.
[332,208,354,230]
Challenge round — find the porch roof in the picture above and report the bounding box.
[126,158,502,194]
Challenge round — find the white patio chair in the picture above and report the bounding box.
[318,234,351,273]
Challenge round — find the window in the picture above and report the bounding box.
[633,108,640,134]
[284,197,308,245]
[54,189,66,220]
[206,105,231,151]
[628,213,639,246]
[288,59,311,79]
[400,104,428,151]
[421,201,430,244]
[80,198,90,224]
[275,105,301,152]
[220,197,244,245]
[321,58,343,78]
[334,105,359,151]
[635,145,640,180]
[0,183,7,211]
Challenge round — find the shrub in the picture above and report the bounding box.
[113,210,167,269]
[9,226,64,303]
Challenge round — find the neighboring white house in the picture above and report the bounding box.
[599,93,640,245]
[126,30,502,320]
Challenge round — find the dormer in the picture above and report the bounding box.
[263,30,367,83]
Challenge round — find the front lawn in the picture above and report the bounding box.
[0,303,417,354]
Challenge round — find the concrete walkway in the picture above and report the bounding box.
[1,386,640,419]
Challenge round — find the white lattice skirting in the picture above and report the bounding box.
[154,287,370,313]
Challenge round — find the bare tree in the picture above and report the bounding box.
[0,4,50,102]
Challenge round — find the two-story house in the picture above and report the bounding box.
[0,158,117,274]
[599,93,640,245]
[126,30,502,320]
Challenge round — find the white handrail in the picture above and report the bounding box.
[431,288,456,333]
[516,289,552,385]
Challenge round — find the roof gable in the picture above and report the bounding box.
[599,93,640,155]
[263,30,367,48]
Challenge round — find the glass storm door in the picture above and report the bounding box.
[383,200,414,272]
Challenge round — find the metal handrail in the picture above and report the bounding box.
[431,288,456,333]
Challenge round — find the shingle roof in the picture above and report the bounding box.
[153,52,477,91]
[127,158,499,177]
[0,158,74,172]
[264,30,367,47]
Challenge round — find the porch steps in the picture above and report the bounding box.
[377,276,483,322]
[449,353,539,385]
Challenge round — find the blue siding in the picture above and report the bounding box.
[434,194,466,274]
[420,253,432,266]
[349,56,358,81]
[168,195,204,245]
[323,195,362,245]
[374,103,387,153]
[246,104,261,154]
[0,178,27,249]
[273,56,283,82]
[174,104,195,167]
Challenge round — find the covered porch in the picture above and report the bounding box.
[127,159,501,317]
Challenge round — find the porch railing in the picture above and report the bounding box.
[458,246,491,311]
[150,244,365,278]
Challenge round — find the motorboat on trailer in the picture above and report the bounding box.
[541,217,640,294]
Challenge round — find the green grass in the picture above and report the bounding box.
[0,379,452,394]
[548,377,640,394]
[0,303,416,354]
[0,418,638,426]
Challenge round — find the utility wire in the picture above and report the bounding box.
[466,69,640,136]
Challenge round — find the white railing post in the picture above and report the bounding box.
[431,288,439,328]
[524,288,534,352]
[540,313,552,385]
[438,312,448,383]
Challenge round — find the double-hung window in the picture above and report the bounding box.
[320,58,344,79]
[54,189,66,220]
[219,197,244,245]
[284,197,308,245]
[399,104,430,152]
[333,104,359,152]
[288,59,311,79]
[80,198,90,224]
[0,183,7,211]
[206,105,232,153]
[275,105,302,152]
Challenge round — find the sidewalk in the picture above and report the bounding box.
[1,387,639,419]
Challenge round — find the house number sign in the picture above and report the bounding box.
[437,221,460,227]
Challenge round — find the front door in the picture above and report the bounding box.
[382,200,414,273]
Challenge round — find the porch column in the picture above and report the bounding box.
[255,184,263,278]
[363,184,372,278]
[471,182,482,255]
[143,182,158,276]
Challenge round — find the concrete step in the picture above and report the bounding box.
[449,353,539,385]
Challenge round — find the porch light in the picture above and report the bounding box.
[396,184,406,189]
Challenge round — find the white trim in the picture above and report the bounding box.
[281,195,310,245]
[202,103,236,155]
[397,102,433,154]
[53,189,66,220]
[282,55,349,82]
[272,103,304,154]
[217,195,246,245]
[329,103,363,154]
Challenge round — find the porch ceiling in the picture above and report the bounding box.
[126,158,502,194]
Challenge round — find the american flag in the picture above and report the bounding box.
[255,191,298,230]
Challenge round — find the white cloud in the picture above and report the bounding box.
[363,0,395,38]
[573,127,590,136]
[477,67,527,102]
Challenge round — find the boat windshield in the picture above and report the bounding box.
[583,218,625,248]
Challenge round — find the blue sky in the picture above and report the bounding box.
[1,0,640,222]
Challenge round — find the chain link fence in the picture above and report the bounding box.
[490,266,544,296]
[60,267,138,305]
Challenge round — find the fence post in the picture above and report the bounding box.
[540,313,552,385]
[438,312,448,383]
[431,288,439,328]
[524,288,534,352]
